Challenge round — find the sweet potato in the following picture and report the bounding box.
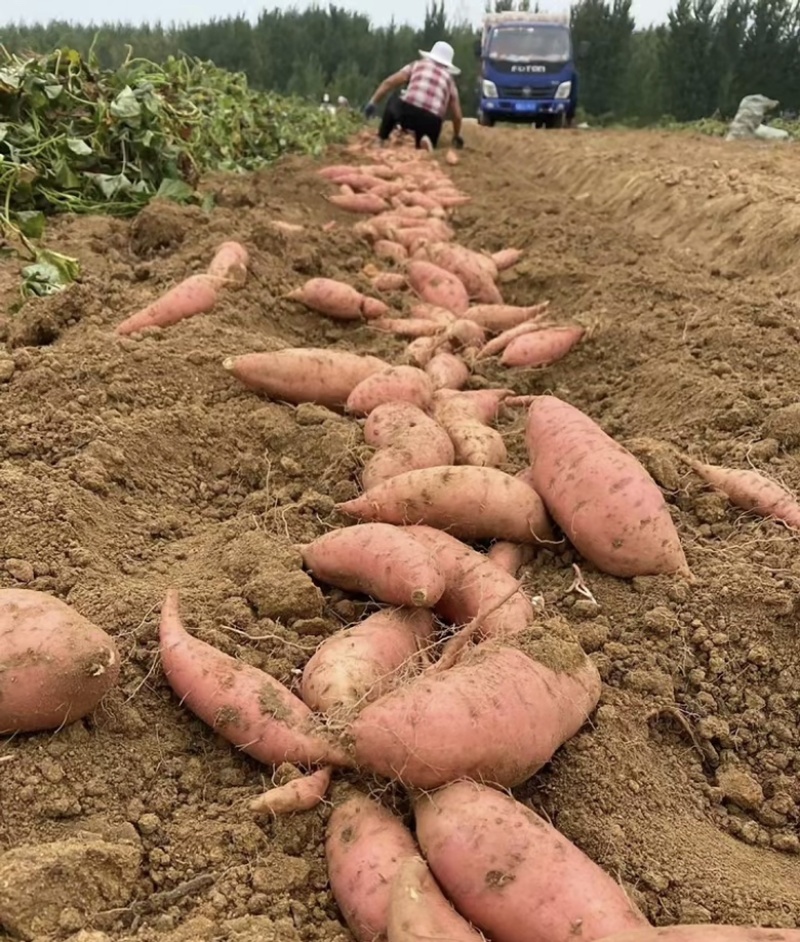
[249,765,332,816]
[329,192,389,214]
[526,396,689,577]
[407,260,469,315]
[405,335,445,367]
[462,301,550,333]
[445,149,460,166]
[288,277,388,320]
[433,390,510,468]
[597,929,800,942]
[159,588,347,767]
[405,525,533,638]
[374,239,409,264]
[414,782,647,942]
[207,240,249,287]
[362,405,455,490]
[301,608,433,715]
[326,792,419,942]
[411,303,457,325]
[115,273,219,335]
[371,272,407,292]
[487,468,546,574]
[0,589,120,734]
[688,458,800,530]
[420,242,503,304]
[476,319,552,359]
[347,365,435,415]
[502,325,584,368]
[298,523,446,607]
[337,466,552,544]
[388,856,485,942]
[223,347,388,408]
[349,626,601,788]
[442,318,486,352]
[425,351,469,389]
[372,317,441,338]
[491,248,523,270]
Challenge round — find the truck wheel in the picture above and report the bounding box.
[478,111,495,127]
[544,114,566,129]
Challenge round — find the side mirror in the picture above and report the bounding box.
[473,38,482,57]
[577,40,590,58]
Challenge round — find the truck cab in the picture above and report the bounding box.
[475,12,583,129]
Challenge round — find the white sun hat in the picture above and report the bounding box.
[419,40,460,75]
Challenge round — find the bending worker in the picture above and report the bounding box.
[364,40,465,151]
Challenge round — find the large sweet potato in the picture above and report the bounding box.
[0,589,120,734]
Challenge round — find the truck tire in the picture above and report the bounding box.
[478,111,495,127]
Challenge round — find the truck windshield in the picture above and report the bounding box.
[487,26,571,62]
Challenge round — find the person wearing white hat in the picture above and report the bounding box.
[364,40,464,151]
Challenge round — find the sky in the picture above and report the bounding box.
[2,0,672,32]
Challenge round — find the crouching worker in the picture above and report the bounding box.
[364,40,465,152]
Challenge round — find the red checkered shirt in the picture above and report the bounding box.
[400,59,459,119]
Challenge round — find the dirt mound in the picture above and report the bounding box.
[1,126,799,939]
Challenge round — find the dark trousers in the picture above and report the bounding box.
[378,92,443,148]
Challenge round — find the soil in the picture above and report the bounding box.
[2,126,800,940]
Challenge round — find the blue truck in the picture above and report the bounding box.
[474,12,587,129]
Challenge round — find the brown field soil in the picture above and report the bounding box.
[1,125,800,941]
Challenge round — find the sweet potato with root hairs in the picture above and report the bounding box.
[363,427,455,492]
[349,627,601,788]
[688,458,800,530]
[374,239,408,264]
[116,273,219,335]
[414,781,647,942]
[410,303,457,325]
[405,525,534,639]
[425,351,469,389]
[364,402,439,447]
[491,247,523,270]
[421,242,503,304]
[433,390,513,468]
[223,348,388,408]
[326,792,419,942]
[463,301,550,333]
[288,277,388,320]
[0,589,120,734]
[301,608,433,714]
[337,466,552,544]
[207,240,249,286]
[347,365,435,415]
[329,192,389,214]
[372,317,441,338]
[597,928,800,942]
[299,523,446,607]
[502,325,585,368]
[487,468,547,574]
[407,260,469,315]
[159,589,347,767]
[526,396,689,577]
[249,765,332,816]
[443,318,486,352]
[477,319,553,359]
[370,272,407,292]
[388,856,486,942]
[405,335,444,367]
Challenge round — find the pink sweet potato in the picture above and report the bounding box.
[329,192,389,214]
[326,792,419,942]
[301,608,433,714]
[487,468,547,574]
[299,523,446,607]
[207,240,249,286]
[433,391,510,468]
[476,319,552,359]
[222,347,388,408]
[404,335,445,367]
[159,588,346,767]
[348,626,601,788]
[371,272,407,292]
[249,765,332,815]
[374,239,409,264]
[491,248,523,270]
[414,782,647,942]
[372,317,441,338]
[597,929,800,942]
[288,277,388,320]
[362,404,455,490]
[115,273,219,335]
[411,303,457,325]
[462,301,550,333]
[337,466,552,544]
[347,365,434,415]
[407,260,470,315]
[688,458,800,530]
[425,352,470,390]
[406,525,534,639]
[420,242,503,304]
[388,856,485,942]
[0,589,120,734]
[526,396,689,577]
[501,325,584,368]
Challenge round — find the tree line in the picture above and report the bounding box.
[1,0,798,123]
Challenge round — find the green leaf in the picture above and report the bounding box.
[14,211,46,240]
[155,178,195,203]
[66,138,92,156]
[110,86,142,121]
[43,84,63,100]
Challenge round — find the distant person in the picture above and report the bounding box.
[319,93,335,115]
[363,41,464,152]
